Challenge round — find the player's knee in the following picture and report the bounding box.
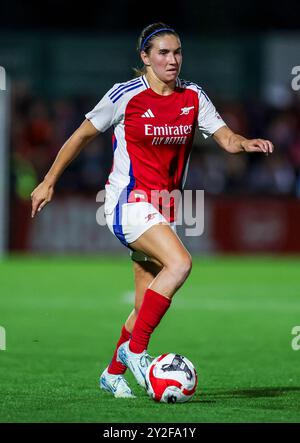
[169,253,192,285]
[180,253,192,281]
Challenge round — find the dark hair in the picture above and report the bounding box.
[134,22,179,77]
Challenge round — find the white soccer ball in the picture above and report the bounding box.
[145,353,198,403]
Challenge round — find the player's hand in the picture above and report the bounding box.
[241,139,274,155]
[31,180,54,218]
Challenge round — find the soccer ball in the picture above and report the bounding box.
[145,353,198,403]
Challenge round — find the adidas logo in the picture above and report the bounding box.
[141,109,155,118]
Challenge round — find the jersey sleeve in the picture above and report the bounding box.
[85,85,122,132]
[197,89,226,139]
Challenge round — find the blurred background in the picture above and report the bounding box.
[1,0,300,256]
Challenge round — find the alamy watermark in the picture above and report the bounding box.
[0,66,6,91]
[291,326,300,351]
[291,66,300,91]
[0,326,6,351]
[96,189,205,237]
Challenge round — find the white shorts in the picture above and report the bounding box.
[105,201,176,254]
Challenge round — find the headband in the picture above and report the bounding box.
[140,28,175,51]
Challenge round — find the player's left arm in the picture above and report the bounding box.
[213,125,274,155]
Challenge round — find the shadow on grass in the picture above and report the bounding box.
[203,386,300,399]
[193,400,217,404]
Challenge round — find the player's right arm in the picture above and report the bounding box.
[31,119,99,218]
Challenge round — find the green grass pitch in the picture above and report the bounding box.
[0,255,300,423]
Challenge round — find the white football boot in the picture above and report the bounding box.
[117,341,153,389]
[99,367,136,398]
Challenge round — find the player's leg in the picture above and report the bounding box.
[118,224,192,387]
[100,259,161,397]
[131,223,192,298]
[106,259,161,373]
[125,260,163,333]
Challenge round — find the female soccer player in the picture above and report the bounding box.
[31,23,274,398]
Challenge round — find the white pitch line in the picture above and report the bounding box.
[121,291,135,304]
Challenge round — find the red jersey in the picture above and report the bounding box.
[86,76,225,221]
